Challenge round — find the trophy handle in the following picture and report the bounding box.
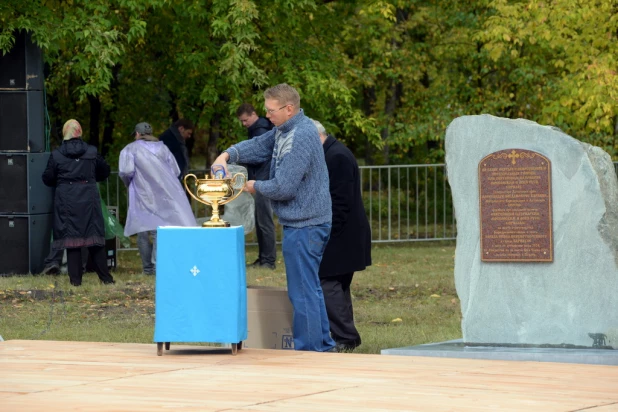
[220,173,246,205]
[183,174,210,205]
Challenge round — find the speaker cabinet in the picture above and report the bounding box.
[0,152,53,214]
[0,90,45,152]
[0,213,52,275]
[0,31,43,91]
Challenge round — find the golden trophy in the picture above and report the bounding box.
[183,170,246,227]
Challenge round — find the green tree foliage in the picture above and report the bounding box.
[1,0,617,164]
[479,0,618,155]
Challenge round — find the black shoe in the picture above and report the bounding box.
[41,264,60,275]
[335,341,360,352]
[259,262,276,270]
[247,258,261,267]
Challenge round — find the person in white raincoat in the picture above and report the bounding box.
[119,122,197,274]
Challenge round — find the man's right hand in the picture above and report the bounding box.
[212,152,230,177]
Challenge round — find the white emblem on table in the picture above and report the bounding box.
[190,266,200,277]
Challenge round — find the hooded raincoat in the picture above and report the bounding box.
[42,138,110,250]
[119,138,197,236]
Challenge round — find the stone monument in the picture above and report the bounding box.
[445,114,618,348]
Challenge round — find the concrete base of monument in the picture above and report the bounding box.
[381,339,618,365]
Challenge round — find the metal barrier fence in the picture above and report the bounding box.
[102,162,618,250]
[359,165,455,243]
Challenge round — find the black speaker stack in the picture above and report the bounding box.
[0,31,53,275]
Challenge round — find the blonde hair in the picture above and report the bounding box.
[62,119,82,140]
[263,83,301,108]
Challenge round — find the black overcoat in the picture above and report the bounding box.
[42,139,110,250]
[159,126,187,177]
[319,135,372,278]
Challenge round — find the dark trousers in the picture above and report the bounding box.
[320,272,361,348]
[250,162,276,266]
[45,247,92,269]
[254,191,276,265]
[44,248,64,267]
[67,246,114,286]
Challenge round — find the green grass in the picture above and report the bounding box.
[0,242,461,354]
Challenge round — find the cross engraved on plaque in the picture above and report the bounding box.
[507,149,520,165]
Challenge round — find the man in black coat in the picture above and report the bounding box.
[41,119,115,286]
[314,120,372,352]
[159,118,194,180]
[236,103,277,269]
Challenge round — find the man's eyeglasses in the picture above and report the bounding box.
[265,104,290,115]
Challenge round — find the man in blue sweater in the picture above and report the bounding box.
[213,84,336,352]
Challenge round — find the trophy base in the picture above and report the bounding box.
[202,220,231,228]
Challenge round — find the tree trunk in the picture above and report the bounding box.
[101,65,121,157]
[363,86,376,165]
[207,112,221,168]
[45,86,63,147]
[614,115,618,147]
[101,111,115,158]
[168,91,179,124]
[379,8,407,165]
[87,95,101,149]
[381,80,402,165]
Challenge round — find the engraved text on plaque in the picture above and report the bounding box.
[479,149,553,262]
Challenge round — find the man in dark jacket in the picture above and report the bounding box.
[41,119,115,286]
[236,103,276,269]
[159,119,194,180]
[314,120,372,352]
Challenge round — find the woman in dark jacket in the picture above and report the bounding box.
[42,119,114,286]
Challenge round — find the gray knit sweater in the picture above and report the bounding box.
[225,109,332,228]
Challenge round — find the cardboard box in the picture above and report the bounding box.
[245,286,294,350]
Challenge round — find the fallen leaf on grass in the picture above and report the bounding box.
[391,318,403,323]
[388,287,395,291]
[430,294,441,298]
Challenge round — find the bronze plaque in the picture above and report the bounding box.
[479,149,553,262]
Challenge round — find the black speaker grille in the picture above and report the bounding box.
[0,31,43,90]
[0,33,26,89]
[0,91,45,152]
[0,155,28,212]
[0,216,29,274]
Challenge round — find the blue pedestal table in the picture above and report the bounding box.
[154,226,247,355]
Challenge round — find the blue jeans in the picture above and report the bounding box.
[282,224,336,352]
[137,230,156,274]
